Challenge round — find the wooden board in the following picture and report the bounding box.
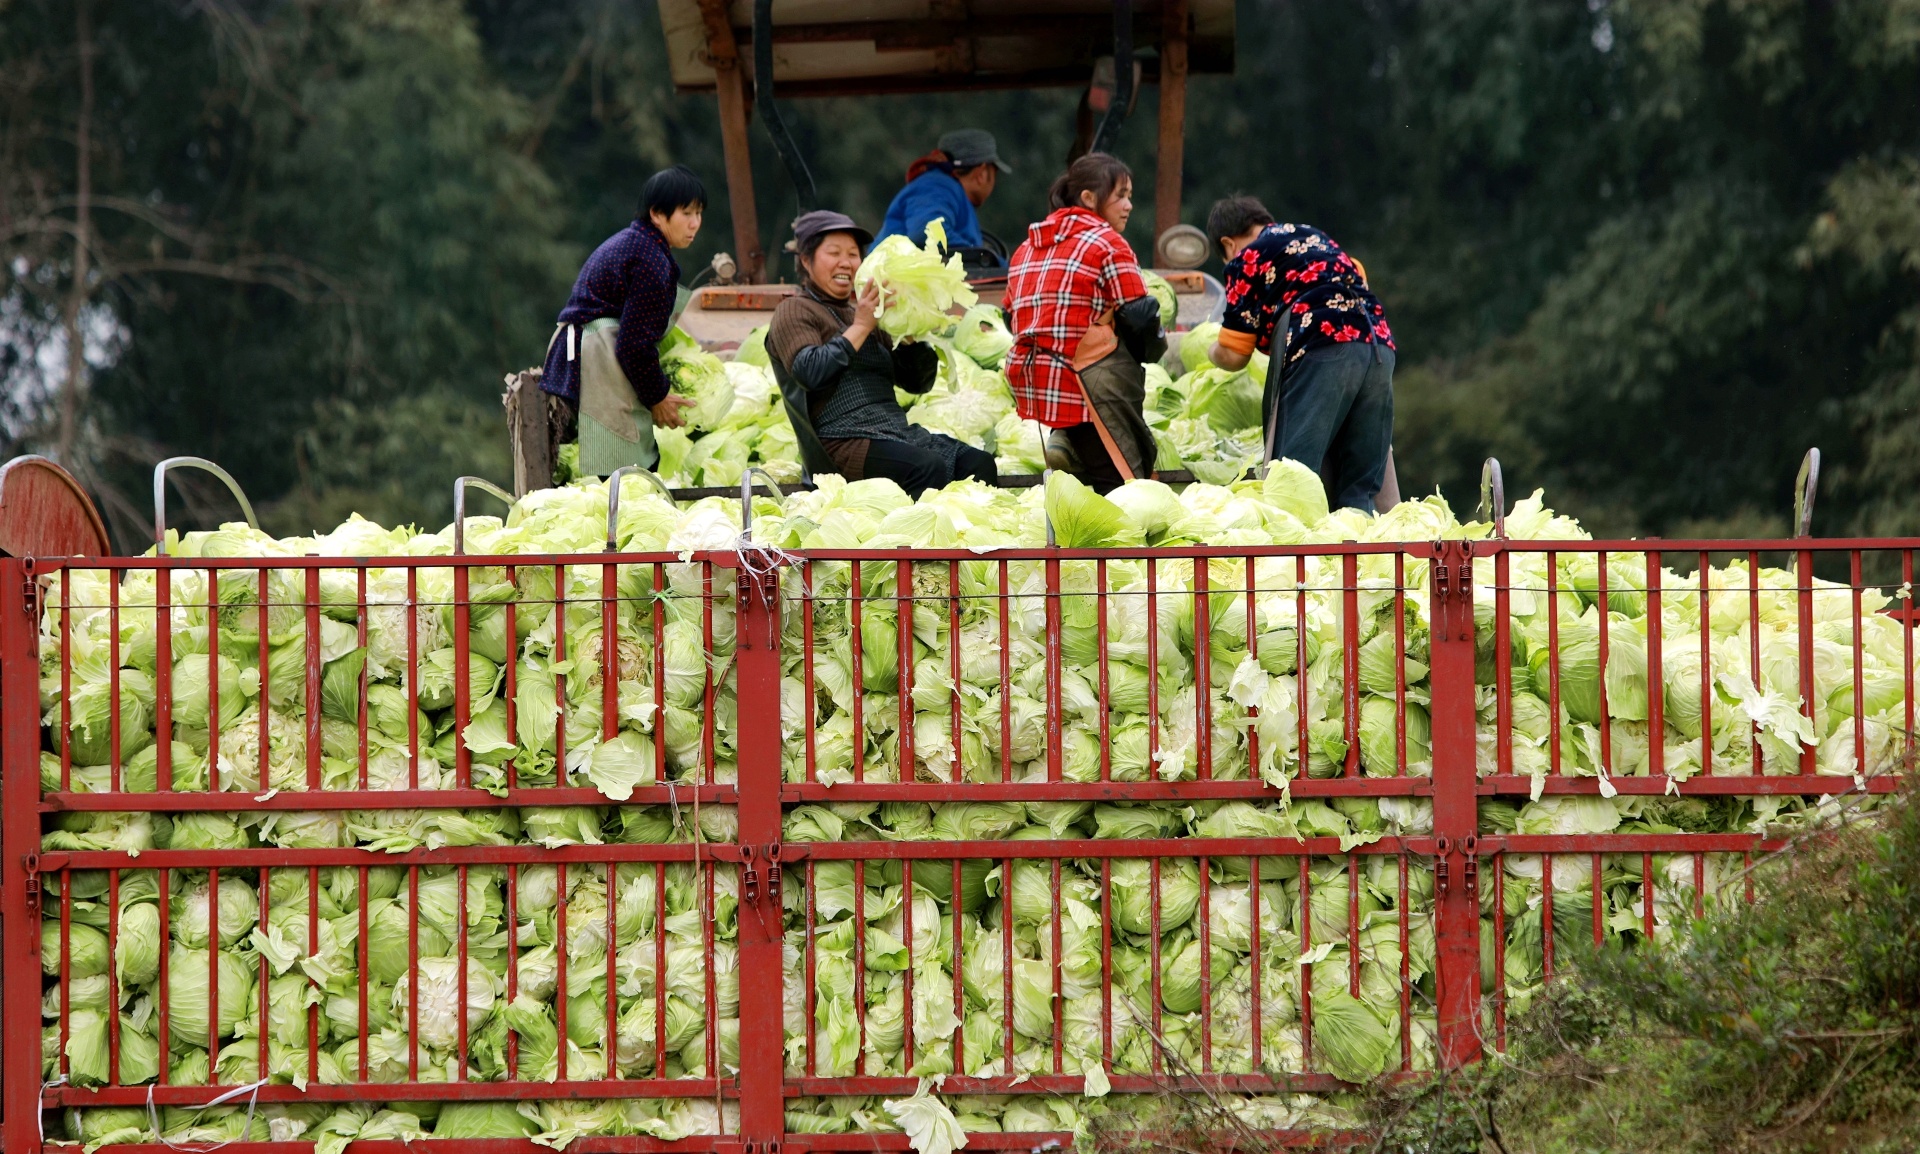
[0,456,110,558]
[657,0,1236,95]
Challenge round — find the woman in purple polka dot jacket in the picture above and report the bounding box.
[539,165,706,475]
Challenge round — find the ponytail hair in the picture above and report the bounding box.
[1048,152,1132,214]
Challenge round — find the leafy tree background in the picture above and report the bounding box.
[3,0,1916,545]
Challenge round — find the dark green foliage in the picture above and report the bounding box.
[1365,787,1920,1152]
[3,0,571,540]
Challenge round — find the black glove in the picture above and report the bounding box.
[1115,295,1168,366]
[892,339,940,394]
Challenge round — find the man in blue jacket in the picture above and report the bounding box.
[874,129,1009,250]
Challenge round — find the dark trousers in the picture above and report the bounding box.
[1264,342,1395,512]
[1057,424,1126,493]
[1044,350,1156,495]
[863,438,998,499]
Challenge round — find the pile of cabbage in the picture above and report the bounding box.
[36,469,1907,1149]
[777,799,1441,1092]
[641,265,1272,491]
[46,852,742,1150]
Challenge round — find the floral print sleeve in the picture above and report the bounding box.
[1218,223,1395,368]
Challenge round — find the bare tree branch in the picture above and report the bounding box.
[51,193,222,247]
[11,204,354,306]
[520,32,595,159]
[187,0,305,119]
[107,256,349,304]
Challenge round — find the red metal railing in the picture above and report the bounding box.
[1,535,1911,1153]
[4,551,764,1154]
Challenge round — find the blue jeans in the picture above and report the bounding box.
[1263,342,1395,513]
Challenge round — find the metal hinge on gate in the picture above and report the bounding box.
[735,566,782,651]
[764,843,782,908]
[22,853,41,929]
[1433,836,1450,897]
[22,557,44,619]
[1430,540,1475,642]
[1461,835,1479,893]
[739,844,784,913]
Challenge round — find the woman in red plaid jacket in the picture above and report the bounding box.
[1005,153,1167,492]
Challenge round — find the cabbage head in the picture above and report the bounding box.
[65,1009,163,1087]
[415,649,500,715]
[433,1103,540,1140]
[930,802,1026,842]
[660,330,735,430]
[172,653,243,732]
[911,858,998,914]
[1141,270,1177,329]
[1044,472,1143,549]
[117,901,162,986]
[582,729,656,801]
[1107,480,1187,545]
[45,923,110,978]
[61,668,153,768]
[1260,457,1330,526]
[1093,804,1185,840]
[854,218,979,340]
[1111,858,1200,935]
[735,324,770,366]
[172,874,259,950]
[1311,987,1398,1083]
[1183,368,1263,431]
[1180,323,1221,373]
[394,956,499,1052]
[64,1107,149,1147]
[124,741,207,793]
[165,943,254,1046]
[952,305,1013,368]
[1161,936,1229,1014]
[1359,697,1432,777]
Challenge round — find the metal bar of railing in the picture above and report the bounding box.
[452,475,514,554]
[152,456,257,554]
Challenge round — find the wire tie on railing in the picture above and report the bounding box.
[735,534,796,582]
[146,1077,267,1152]
[40,1074,68,1149]
[736,533,798,650]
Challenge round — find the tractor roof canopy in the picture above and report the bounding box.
[658,1,1234,97]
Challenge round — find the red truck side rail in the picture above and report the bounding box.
[2,536,1910,1152]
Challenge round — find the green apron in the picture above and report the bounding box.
[566,286,691,477]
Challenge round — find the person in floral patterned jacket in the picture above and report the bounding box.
[1205,195,1397,512]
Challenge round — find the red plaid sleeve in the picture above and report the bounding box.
[1097,245,1148,317]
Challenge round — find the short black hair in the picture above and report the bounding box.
[639,165,706,221]
[1206,195,1275,252]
